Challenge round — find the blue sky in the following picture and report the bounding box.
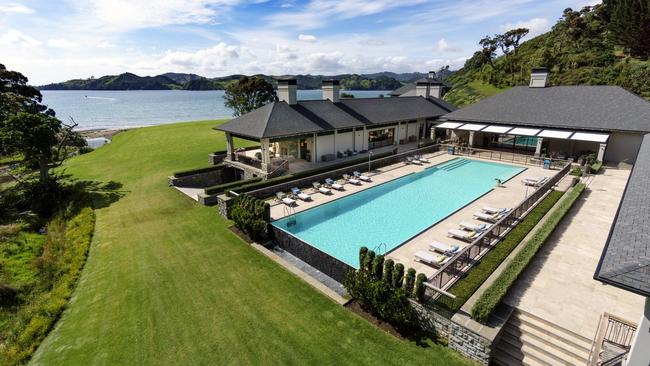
[1,0,598,84]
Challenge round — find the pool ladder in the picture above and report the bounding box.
[373,243,388,255]
[284,205,297,227]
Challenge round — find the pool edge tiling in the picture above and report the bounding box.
[272,158,525,269]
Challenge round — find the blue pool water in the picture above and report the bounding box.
[272,158,525,268]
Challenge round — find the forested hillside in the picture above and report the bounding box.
[445,1,650,107]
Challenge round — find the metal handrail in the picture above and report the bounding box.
[588,313,638,366]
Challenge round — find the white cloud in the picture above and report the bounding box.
[298,34,317,42]
[47,38,79,48]
[501,17,550,37]
[436,38,460,52]
[0,29,41,47]
[97,41,116,48]
[158,42,240,72]
[0,3,34,14]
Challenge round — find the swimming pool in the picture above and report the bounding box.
[272,158,525,268]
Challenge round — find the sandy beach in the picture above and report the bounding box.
[79,128,130,139]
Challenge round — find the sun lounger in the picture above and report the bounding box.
[276,192,296,206]
[342,174,361,185]
[473,211,505,223]
[353,171,371,182]
[415,251,450,267]
[448,229,479,242]
[482,206,511,215]
[325,178,344,191]
[522,176,549,187]
[290,187,311,201]
[429,241,460,255]
[312,182,332,195]
[406,156,422,165]
[414,154,428,163]
[459,221,491,232]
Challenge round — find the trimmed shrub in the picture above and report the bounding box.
[229,194,270,240]
[404,268,416,295]
[591,161,602,174]
[383,259,394,285]
[372,255,385,280]
[173,164,224,178]
[364,251,375,272]
[570,166,584,176]
[359,246,368,268]
[414,273,427,302]
[435,190,565,313]
[471,183,586,324]
[393,263,404,289]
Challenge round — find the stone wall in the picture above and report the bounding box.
[208,152,227,165]
[411,302,492,365]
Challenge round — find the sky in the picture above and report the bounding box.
[1,0,599,85]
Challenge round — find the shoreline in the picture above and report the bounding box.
[79,128,131,139]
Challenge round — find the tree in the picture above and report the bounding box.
[224,76,276,116]
[0,63,54,123]
[478,35,498,67]
[606,0,650,57]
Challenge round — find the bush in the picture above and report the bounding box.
[435,190,565,313]
[364,251,375,272]
[383,259,394,284]
[173,164,224,178]
[372,255,385,279]
[359,246,368,267]
[471,184,586,323]
[591,161,602,174]
[229,194,270,240]
[404,268,416,295]
[393,263,404,289]
[0,283,18,306]
[570,167,584,176]
[414,273,427,302]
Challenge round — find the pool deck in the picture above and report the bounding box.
[268,152,558,278]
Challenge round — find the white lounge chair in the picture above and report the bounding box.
[482,206,511,215]
[473,211,505,223]
[325,178,344,191]
[448,229,479,242]
[312,182,332,195]
[342,174,361,185]
[353,171,371,182]
[290,187,311,201]
[406,156,422,165]
[429,241,460,255]
[459,221,491,232]
[276,192,296,206]
[415,251,450,267]
[414,154,428,163]
[522,176,549,187]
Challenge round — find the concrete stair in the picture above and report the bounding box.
[492,309,593,366]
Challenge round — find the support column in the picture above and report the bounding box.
[225,132,234,160]
[352,127,356,151]
[534,137,543,157]
[333,130,338,157]
[260,138,270,172]
[597,143,607,162]
[312,133,318,163]
[363,126,367,151]
[396,122,401,145]
[468,131,475,147]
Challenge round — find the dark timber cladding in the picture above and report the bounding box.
[216,96,456,140]
[595,133,650,297]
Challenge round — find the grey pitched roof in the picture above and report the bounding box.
[442,86,650,133]
[390,84,415,96]
[595,133,650,297]
[217,96,456,139]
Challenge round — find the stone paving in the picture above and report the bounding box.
[503,168,645,339]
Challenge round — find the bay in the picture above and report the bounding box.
[40,90,389,130]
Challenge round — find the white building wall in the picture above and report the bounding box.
[316,134,335,162]
[407,122,418,140]
[398,123,407,143]
[626,298,650,366]
[355,129,365,151]
[604,132,643,164]
[335,131,354,153]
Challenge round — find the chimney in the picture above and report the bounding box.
[416,80,431,98]
[428,70,436,79]
[416,73,444,99]
[277,78,297,104]
[322,79,340,102]
[529,67,549,88]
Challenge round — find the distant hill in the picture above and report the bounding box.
[39,72,413,91]
[444,4,650,107]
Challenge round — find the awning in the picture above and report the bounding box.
[538,129,574,139]
[509,127,540,136]
[457,123,487,131]
[482,125,513,134]
[571,132,609,143]
[436,122,464,129]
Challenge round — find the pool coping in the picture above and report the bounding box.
[271,157,528,269]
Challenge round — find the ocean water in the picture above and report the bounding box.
[40,90,388,130]
[272,158,525,268]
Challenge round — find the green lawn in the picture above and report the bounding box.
[30,120,470,365]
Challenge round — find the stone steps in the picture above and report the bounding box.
[492,309,593,366]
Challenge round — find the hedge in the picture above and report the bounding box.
[435,190,565,314]
[204,177,263,195]
[471,183,586,324]
[591,161,602,174]
[173,164,224,178]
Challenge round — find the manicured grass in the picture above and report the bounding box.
[471,183,586,324]
[435,190,565,314]
[31,120,471,365]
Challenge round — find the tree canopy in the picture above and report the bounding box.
[606,0,650,57]
[224,76,276,116]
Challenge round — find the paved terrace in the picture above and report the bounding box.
[503,169,645,339]
[268,153,556,278]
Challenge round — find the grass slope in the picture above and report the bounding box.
[31,120,470,365]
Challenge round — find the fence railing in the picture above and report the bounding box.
[452,146,570,169]
[588,313,638,366]
[425,161,571,299]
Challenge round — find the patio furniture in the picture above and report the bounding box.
[290,187,311,201]
[342,174,361,185]
[276,192,296,206]
[522,176,549,187]
[414,154,428,163]
[406,156,422,165]
[415,251,450,267]
[312,182,332,195]
[429,241,460,255]
[473,211,505,223]
[448,229,478,242]
[459,221,491,232]
[482,206,511,215]
[353,171,371,182]
[325,178,344,191]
